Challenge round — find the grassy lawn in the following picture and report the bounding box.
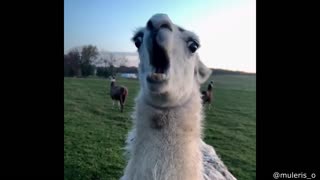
[64,75,256,180]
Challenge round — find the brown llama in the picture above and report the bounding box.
[202,81,214,109]
[110,76,128,112]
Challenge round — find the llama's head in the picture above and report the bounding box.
[132,14,212,107]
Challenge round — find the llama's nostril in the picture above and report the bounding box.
[147,14,173,32]
[160,23,172,31]
[147,20,154,30]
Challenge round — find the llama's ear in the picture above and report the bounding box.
[195,59,212,84]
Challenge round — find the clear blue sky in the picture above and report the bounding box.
[64,0,256,72]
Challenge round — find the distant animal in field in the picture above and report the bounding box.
[109,77,128,112]
[201,81,214,109]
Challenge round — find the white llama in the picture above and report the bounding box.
[121,14,237,180]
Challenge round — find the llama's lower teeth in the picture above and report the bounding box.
[151,73,164,80]
[147,73,167,83]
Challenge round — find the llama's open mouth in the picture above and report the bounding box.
[147,39,170,84]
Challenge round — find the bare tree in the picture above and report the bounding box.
[80,45,99,77]
[93,51,130,76]
[118,56,129,67]
[81,45,98,64]
[64,45,99,77]
[97,51,128,67]
[67,48,81,76]
[107,53,117,67]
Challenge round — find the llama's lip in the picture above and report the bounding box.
[146,72,169,84]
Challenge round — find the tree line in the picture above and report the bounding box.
[64,45,134,78]
[64,45,255,78]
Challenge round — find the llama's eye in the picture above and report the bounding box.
[134,36,143,49]
[188,41,199,53]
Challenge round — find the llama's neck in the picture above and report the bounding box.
[207,84,213,92]
[136,89,203,137]
[128,88,204,180]
[110,81,115,87]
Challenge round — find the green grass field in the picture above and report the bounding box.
[64,75,256,180]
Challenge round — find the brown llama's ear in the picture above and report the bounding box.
[195,57,212,84]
